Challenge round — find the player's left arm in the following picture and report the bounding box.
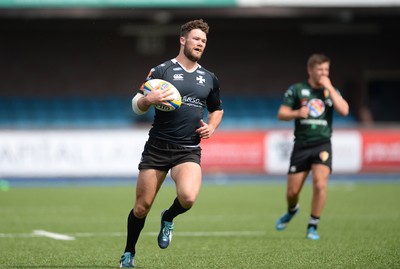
[197,109,224,139]
[197,73,224,139]
[320,76,349,117]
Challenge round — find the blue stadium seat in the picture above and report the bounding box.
[0,95,356,129]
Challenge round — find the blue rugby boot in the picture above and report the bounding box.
[157,210,174,249]
[275,205,299,231]
[119,252,134,268]
[306,227,320,240]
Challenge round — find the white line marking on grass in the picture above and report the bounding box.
[61,231,264,237]
[74,232,125,237]
[0,230,264,239]
[0,233,34,238]
[33,230,75,240]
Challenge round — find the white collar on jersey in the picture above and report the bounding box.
[171,58,201,73]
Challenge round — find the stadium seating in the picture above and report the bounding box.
[218,95,356,129]
[0,97,135,128]
[0,96,355,129]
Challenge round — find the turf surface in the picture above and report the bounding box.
[0,180,399,268]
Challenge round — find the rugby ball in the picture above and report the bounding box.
[143,79,182,111]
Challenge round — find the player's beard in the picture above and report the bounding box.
[184,45,202,62]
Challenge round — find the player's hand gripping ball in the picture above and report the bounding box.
[143,79,182,111]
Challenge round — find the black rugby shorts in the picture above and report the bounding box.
[288,141,332,174]
[138,138,201,171]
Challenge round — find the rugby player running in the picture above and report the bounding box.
[119,19,223,268]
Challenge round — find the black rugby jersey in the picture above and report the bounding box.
[138,59,222,146]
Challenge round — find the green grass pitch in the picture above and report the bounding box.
[0,180,399,268]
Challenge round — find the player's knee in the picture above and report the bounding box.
[313,181,327,193]
[287,189,299,200]
[134,203,151,218]
[179,196,196,209]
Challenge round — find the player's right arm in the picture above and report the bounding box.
[132,86,174,115]
[277,105,309,121]
[132,92,150,115]
[132,66,174,115]
[277,85,309,121]
[132,68,157,115]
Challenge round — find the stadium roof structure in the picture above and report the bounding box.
[0,0,400,19]
[0,0,400,8]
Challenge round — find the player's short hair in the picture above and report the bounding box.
[307,53,331,69]
[180,19,209,37]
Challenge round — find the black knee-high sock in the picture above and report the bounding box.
[162,197,189,222]
[124,209,146,254]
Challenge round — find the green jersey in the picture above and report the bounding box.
[282,81,341,145]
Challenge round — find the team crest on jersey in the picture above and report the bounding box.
[196,75,205,85]
[308,98,325,117]
[319,151,329,162]
[324,89,330,98]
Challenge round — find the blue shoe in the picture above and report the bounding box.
[306,227,320,240]
[275,206,299,231]
[157,210,174,249]
[119,252,134,268]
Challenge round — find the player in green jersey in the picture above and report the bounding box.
[275,53,349,240]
